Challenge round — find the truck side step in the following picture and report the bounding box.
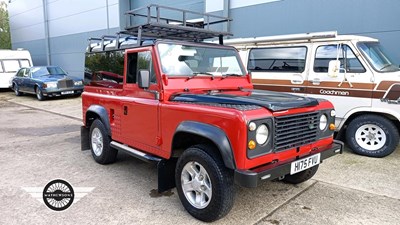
[110,141,162,163]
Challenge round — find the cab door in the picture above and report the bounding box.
[247,45,309,96]
[306,42,374,120]
[121,48,161,154]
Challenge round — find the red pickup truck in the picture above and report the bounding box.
[80,5,343,222]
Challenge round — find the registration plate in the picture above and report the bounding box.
[61,91,74,95]
[290,153,321,175]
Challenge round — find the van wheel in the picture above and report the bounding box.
[346,114,399,157]
[89,119,117,164]
[13,84,22,96]
[283,165,319,184]
[175,145,235,222]
[35,87,45,101]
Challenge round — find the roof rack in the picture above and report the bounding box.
[123,4,232,44]
[86,34,156,53]
[86,5,232,52]
[223,31,338,46]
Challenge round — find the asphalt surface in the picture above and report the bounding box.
[0,91,399,225]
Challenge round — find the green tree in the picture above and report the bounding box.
[0,2,11,49]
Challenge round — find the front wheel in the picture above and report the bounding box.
[89,119,117,164]
[35,87,45,101]
[175,145,235,222]
[346,114,399,157]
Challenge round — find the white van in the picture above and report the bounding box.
[226,31,400,157]
[0,49,33,88]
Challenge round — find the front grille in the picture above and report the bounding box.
[274,112,319,152]
[58,79,74,88]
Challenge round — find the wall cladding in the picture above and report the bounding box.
[225,0,400,62]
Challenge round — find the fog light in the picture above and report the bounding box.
[329,123,336,130]
[248,140,256,150]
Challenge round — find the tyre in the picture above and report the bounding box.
[346,114,399,157]
[283,165,319,184]
[175,145,235,222]
[13,83,22,96]
[89,119,117,164]
[35,87,45,101]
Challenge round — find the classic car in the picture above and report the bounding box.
[11,66,84,100]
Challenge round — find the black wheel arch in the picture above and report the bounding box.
[172,121,236,169]
[85,105,111,136]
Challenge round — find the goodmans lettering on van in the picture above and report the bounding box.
[228,31,400,157]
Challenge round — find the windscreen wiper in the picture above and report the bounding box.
[188,72,214,80]
[221,73,244,79]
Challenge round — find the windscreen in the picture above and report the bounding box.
[358,42,400,72]
[157,43,245,76]
[32,67,67,77]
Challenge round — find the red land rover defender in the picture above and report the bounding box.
[81,5,343,222]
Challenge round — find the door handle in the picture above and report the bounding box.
[291,74,304,84]
[124,106,128,115]
[312,78,320,85]
[291,80,303,84]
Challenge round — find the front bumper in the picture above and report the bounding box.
[43,87,83,97]
[234,140,344,188]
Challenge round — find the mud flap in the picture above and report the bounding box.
[157,158,177,193]
[81,126,90,151]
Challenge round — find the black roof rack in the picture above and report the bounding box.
[124,4,231,44]
[86,4,232,52]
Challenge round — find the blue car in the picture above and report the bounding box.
[11,66,84,101]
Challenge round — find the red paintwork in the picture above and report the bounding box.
[82,43,336,170]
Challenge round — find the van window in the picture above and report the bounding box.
[248,47,307,72]
[20,59,31,67]
[314,45,366,73]
[3,60,20,73]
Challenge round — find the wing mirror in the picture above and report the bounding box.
[138,70,150,89]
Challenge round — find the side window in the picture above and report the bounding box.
[314,45,366,73]
[126,53,138,84]
[17,68,25,77]
[85,50,124,87]
[248,47,307,72]
[127,51,156,84]
[24,69,30,77]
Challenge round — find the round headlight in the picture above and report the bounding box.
[330,110,336,117]
[319,114,328,130]
[256,124,269,145]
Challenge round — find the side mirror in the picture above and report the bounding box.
[138,70,150,89]
[328,60,341,77]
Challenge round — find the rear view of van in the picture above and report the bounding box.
[0,49,32,88]
[228,31,400,158]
